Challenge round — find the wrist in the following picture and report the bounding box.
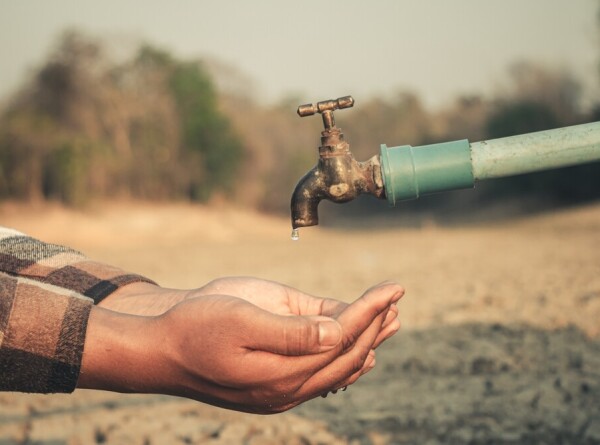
[77,306,164,393]
[98,282,186,316]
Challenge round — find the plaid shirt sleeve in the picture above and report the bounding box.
[0,227,156,393]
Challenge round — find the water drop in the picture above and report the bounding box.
[291,228,299,241]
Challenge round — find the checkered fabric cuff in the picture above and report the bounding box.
[0,274,93,392]
[0,229,156,304]
[0,227,157,393]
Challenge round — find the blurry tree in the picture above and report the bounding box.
[170,61,244,200]
[432,95,489,142]
[591,0,600,120]
[497,62,582,127]
[218,93,318,212]
[342,93,431,160]
[0,30,105,204]
[0,30,244,205]
[0,28,598,218]
[486,101,559,139]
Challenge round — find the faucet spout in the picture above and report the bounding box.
[291,167,323,228]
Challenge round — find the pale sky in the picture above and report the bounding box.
[0,0,598,109]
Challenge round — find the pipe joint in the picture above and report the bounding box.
[380,139,474,205]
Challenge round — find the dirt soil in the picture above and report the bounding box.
[0,201,599,445]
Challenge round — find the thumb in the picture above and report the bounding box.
[246,311,342,356]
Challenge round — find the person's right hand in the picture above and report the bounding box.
[79,282,403,414]
[195,277,401,350]
[99,276,401,351]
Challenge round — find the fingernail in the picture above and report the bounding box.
[318,321,342,348]
[392,289,404,302]
[368,356,376,369]
[382,309,395,327]
[366,350,376,366]
[384,327,399,341]
[361,358,376,376]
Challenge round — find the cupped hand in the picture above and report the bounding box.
[190,277,401,351]
[100,277,401,350]
[153,281,403,413]
[82,280,404,414]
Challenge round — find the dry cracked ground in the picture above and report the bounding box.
[1,202,599,444]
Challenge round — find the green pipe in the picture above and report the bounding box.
[380,121,600,206]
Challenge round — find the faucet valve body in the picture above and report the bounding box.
[291,96,385,229]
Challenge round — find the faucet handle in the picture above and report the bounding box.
[297,96,354,130]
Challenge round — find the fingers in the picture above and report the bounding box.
[236,282,403,400]
[318,297,348,318]
[284,286,348,318]
[335,282,403,349]
[243,307,343,355]
[239,281,403,359]
[372,306,401,349]
[326,349,376,396]
[297,306,384,398]
[297,284,394,394]
[382,304,399,329]
[292,282,403,399]
[286,282,403,354]
[373,318,401,349]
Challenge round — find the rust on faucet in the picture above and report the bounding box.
[291,96,385,229]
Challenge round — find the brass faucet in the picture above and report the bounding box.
[291,96,385,229]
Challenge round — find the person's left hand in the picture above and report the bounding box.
[100,277,400,350]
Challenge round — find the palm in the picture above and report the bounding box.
[191,277,347,319]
